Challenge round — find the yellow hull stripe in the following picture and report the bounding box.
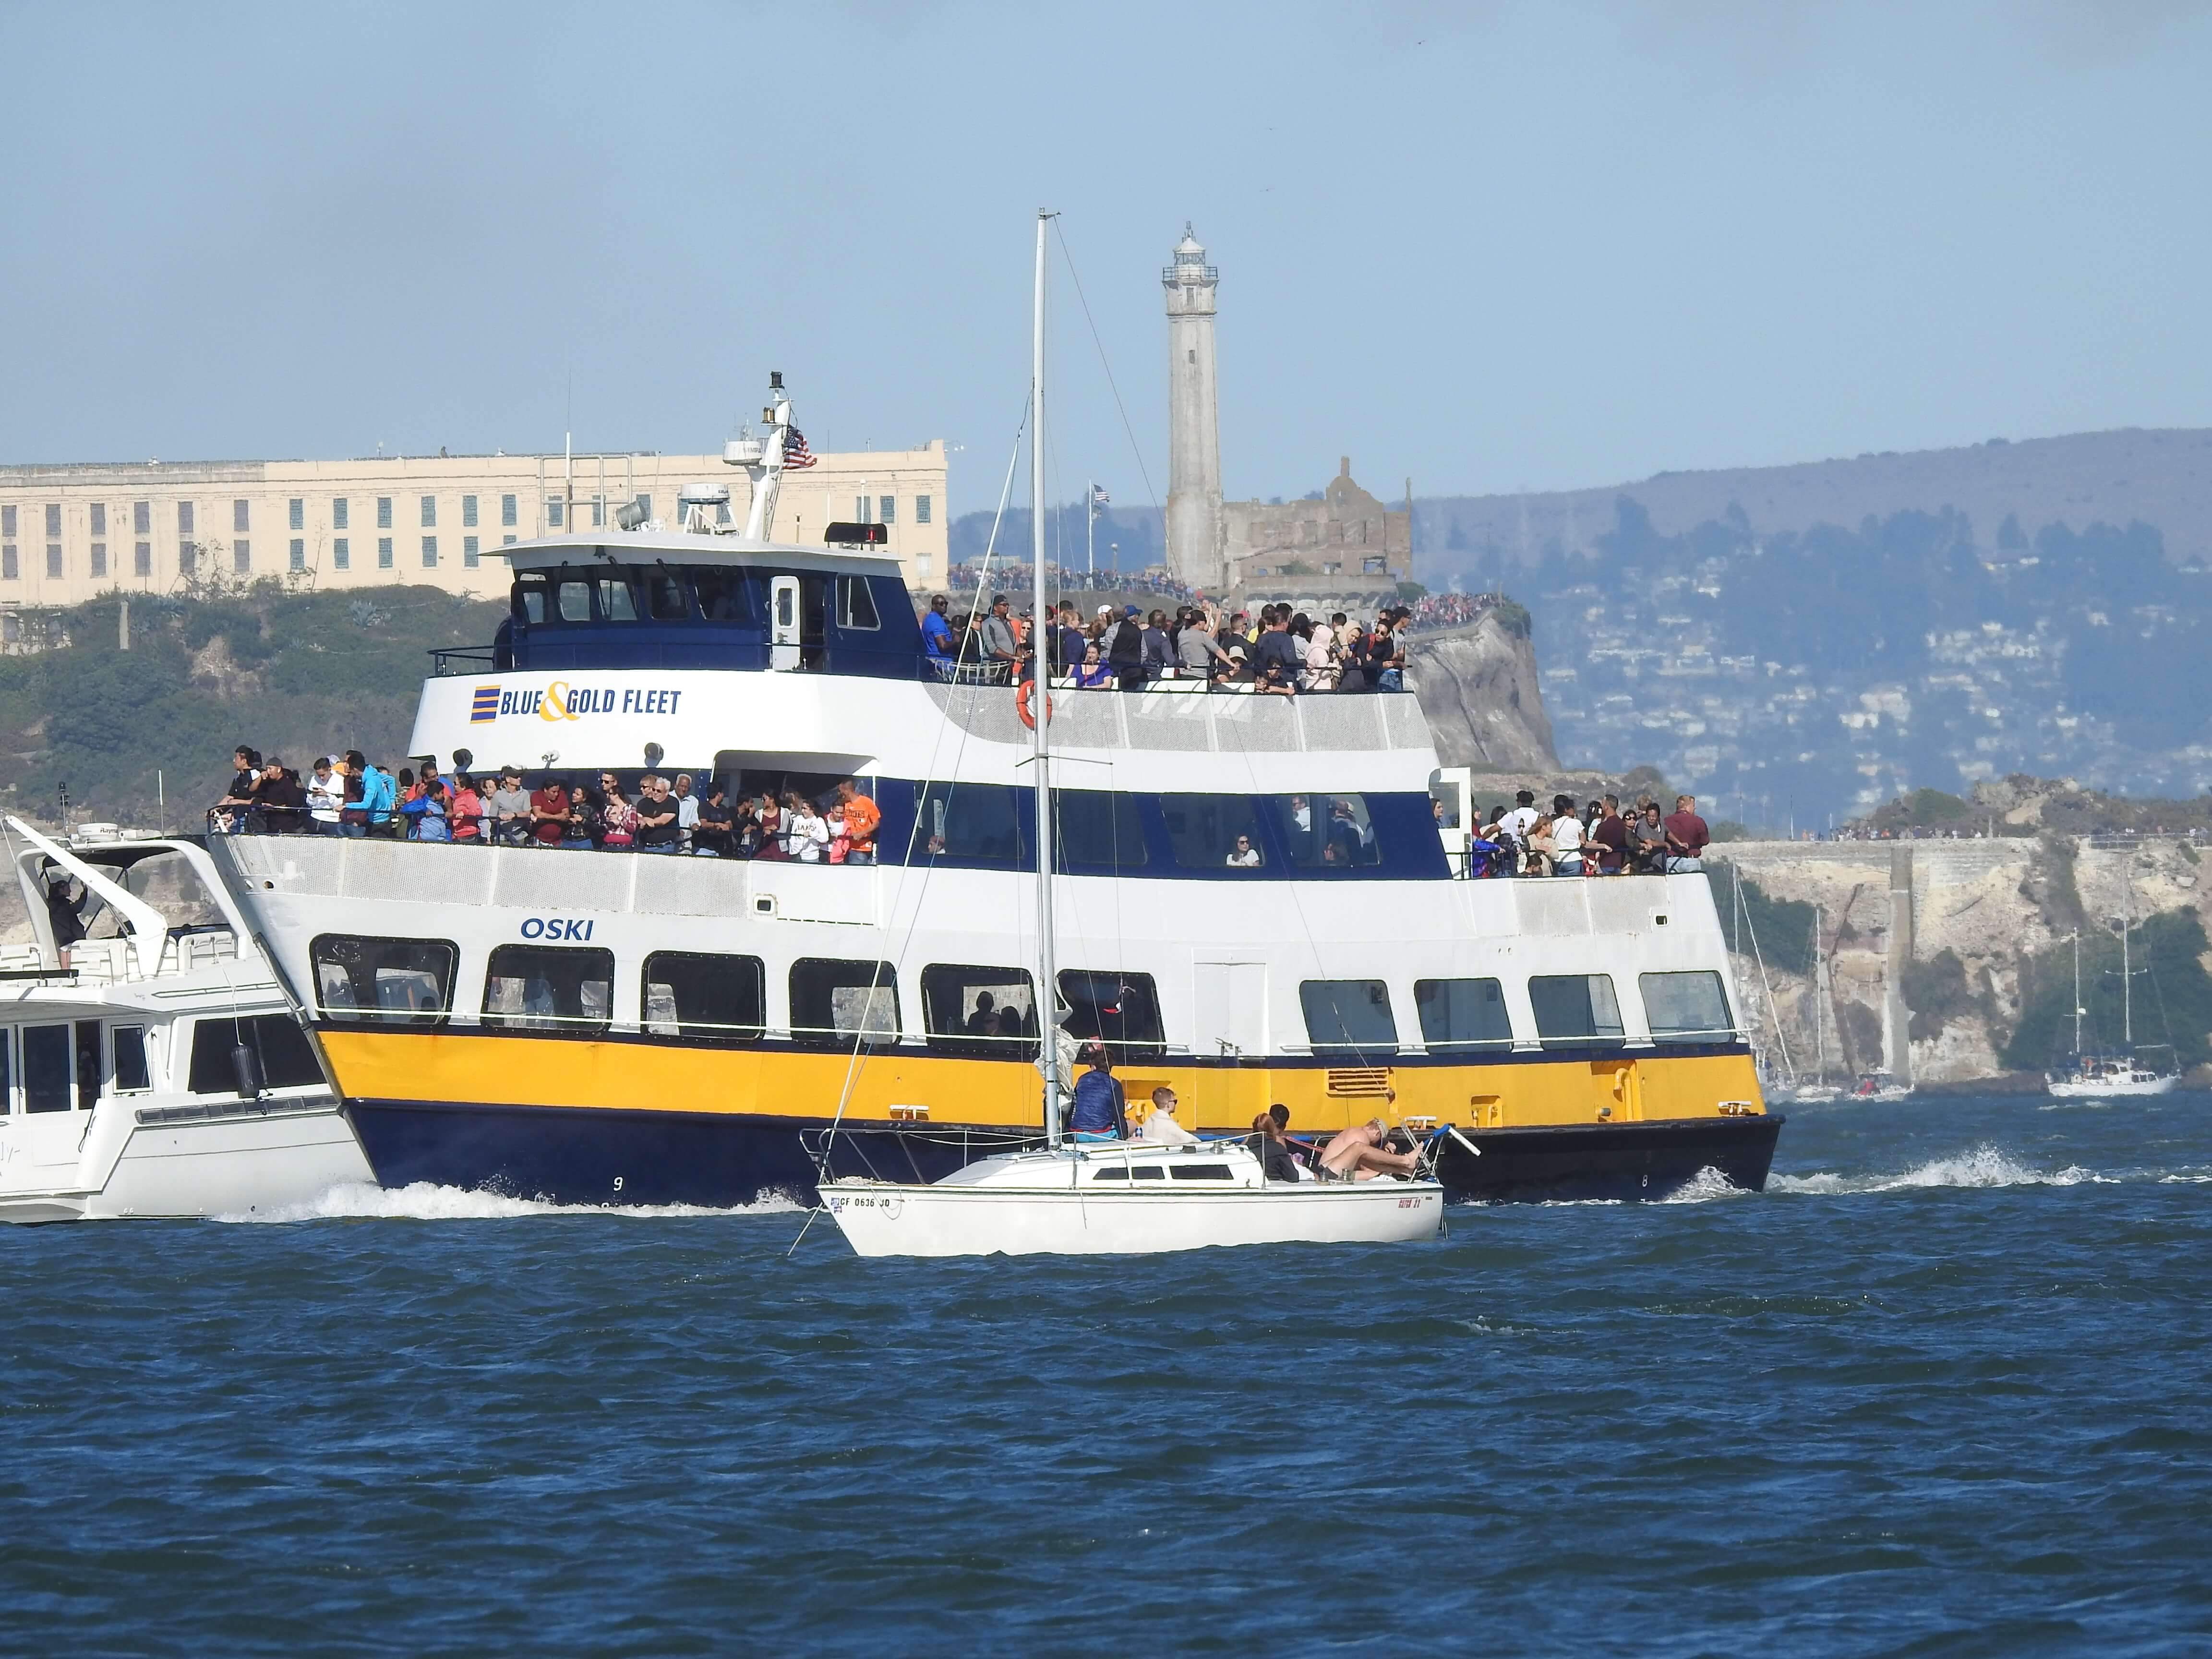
[317,1029,1766,1135]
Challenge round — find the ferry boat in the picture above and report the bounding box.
[206,378,1780,1208]
[0,819,372,1221]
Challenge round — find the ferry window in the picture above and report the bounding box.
[839,576,880,630]
[23,1023,71,1112]
[554,577,592,623]
[1270,793,1379,868]
[921,964,1037,1059]
[789,959,900,1048]
[1057,969,1166,1061]
[692,567,750,623]
[643,951,765,1043]
[1641,971,1735,1044]
[313,935,457,1026]
[914,782,1022,864]
[1049,789,1148,870]
[1528,974,1626,1048]
[1414,978,1514,1052]
[188,1016,321,1095]
[644,568,690,621]
[112,1025,152,1093]
[1162,793,1262,870]
[514,579,548,625]
[1299,979,1398,1056]
[483,945,614,1035]
[594,575,638,622]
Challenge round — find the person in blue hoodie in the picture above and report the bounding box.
[344,750,399,839]
[1064,1042,1130,1142]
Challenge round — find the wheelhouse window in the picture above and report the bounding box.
[839,576,880,630]
[1528,974,1626,1049]
[692,567,750,622]
[313,936,457,1026]
[1270,793,1380,869]
[643,568,691,621]
[1163,793,1262,870]
[1057,969,1166,1061]
[188,1015,321,1095]
[789,959,900,1048]
[1299,979,1398,1056]
[554,576,592,623]
[1049,789,1148,870]
[514,577,548,624]
[1640,971,1735,1044]
[913,782,1022,864]
[594,575,638,622]
[643,952,764,1043]
[921,964,1038,1058]
[482,945,614,1034]
[1414,978,1514,1052]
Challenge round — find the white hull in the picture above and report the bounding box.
[0,1096,372,1223]
[2047,1074,2177,1099]
[827,1177,1443,1256]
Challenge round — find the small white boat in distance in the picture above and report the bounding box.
[825,1139,1443,1258]
[2046,1056,2178,1099]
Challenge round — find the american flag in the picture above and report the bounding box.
[1090,483,1110,515]
[783,427,818,469]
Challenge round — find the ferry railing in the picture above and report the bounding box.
[430,645,499,677]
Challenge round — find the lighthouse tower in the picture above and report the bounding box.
[1163,224,1223,588]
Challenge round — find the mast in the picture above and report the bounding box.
[2121,904,2134,1047]
[2072,928,2083,1059]
[1031,210,1061,1149]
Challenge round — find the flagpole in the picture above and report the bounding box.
[1086,479,1095,587]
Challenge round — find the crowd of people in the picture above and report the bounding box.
[210,746,884,861]
[1445,788,1712,878]
[922,593,1418,695]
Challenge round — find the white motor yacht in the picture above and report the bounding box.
[2046,1056,2177,1099]
[0,818,371,1222]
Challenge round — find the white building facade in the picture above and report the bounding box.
[0,441,949,610]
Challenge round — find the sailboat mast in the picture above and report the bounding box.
[2072,928,2083,1058]
[2121,906,2133,1046]
[1031,210,1060,1149]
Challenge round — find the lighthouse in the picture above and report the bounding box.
[1163,224,1223,588]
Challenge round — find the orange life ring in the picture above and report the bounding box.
[1016,677,1054,730]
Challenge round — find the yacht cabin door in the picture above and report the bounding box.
[769,576,802,672]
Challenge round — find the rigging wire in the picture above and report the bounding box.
[1051,219,1160,517]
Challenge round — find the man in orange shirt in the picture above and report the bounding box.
[834,778,881,866]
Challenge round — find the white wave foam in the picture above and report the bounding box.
[216,1180,802,1224]
[1657,1166,1753,1204]
[1771,1145,2104,1196]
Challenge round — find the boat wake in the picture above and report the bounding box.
[1656,1166,1755,1204]
[1770,1145,2104,1195]
[216,1181,803,1224]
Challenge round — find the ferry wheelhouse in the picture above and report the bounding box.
[209,393,1779,1208]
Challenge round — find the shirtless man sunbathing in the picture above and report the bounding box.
[1319,1119,1422,1180]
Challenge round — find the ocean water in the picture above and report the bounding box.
[4,1098,2210,1657]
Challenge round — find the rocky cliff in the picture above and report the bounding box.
[1407,611,1559,772]
[1708,835,2212,1088]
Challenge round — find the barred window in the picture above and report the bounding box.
[333,538,350,570]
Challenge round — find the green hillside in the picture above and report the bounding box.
[0,584,505,830]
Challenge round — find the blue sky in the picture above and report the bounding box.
[2,1,2207,513]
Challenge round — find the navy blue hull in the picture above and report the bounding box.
[1429,1115,1784,1202]
[347,1099,1783,1209]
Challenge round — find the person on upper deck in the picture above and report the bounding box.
[1065,1043,1129,1141]
[1072,642,1112,688]
[1106,606,1146,691]
[694,784,735,857]
[980,595,1020,676]
[1590,795,1629,875]
[1664,794,1710,873]
[921,594,954,661]
[635,776,680,853]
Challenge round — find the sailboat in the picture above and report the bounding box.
[2046,923,2177,1098]
[1779,902,1842,1103]
[823,214,1445,1258]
